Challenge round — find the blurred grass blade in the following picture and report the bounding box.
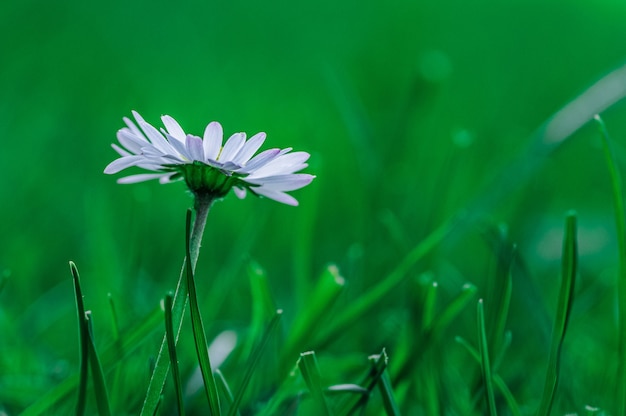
[70,262,89,416]
[422,279,438,330]
[245,261,276,358]
[596,115,626,414]
[393,283,477,382]
[377,365,400,416]
[317,219,453,348]
[21,306,164,416]
[338,350,389,415]
[298,351,332,416]
[185,210,221,415]
[228,309,283,416]
[164,292,185,416]
[489,243,515,357]
[456,336,522,416]
[477,300,497,416]
[282,265,345,371]
[85,312,112,416]
[106,293,123,409]
[215,369,238,416]
[537,212,578,416]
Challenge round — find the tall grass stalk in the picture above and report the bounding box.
[141,195,213,416]
[537,212,577,415]
[595,115,626,415]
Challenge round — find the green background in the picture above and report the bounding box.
[3,0,626,413]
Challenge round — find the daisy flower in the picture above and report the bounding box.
[104,111,314,206]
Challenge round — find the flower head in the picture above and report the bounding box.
[104,111,314,206]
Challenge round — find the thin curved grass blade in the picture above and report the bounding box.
[164,292,185,416]
[70,261,89,416]
[85,312,112,416]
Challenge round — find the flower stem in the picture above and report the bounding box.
[140,194,213,416]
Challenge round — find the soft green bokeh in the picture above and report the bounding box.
[3,0,626,413]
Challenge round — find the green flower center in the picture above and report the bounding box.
[167,161,247,199]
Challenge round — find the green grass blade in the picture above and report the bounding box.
[455,336,522,416]
[85,312,112,416]
[70,262,89,416]
[377,366,400,416]
[244,261,276,358]
[477,300,497,416]
[20,306,163,416]
[317,219,454,348]
[164,292,185,416]
[393,283,477,382]
[227,309,283,416]
[298,351,332,416]
[537,212,578,416]
[596,114,626,414]
[282,265,345,372]
[185,209,221,415]
[215,369,238,416]
[106,293,123,408]
[338,349,389,416]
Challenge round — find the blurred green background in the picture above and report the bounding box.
[3,0,626,414]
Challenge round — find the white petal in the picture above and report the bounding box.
[239,148,281,173]
[117,128,147,154]
[253,188,298,206]
[203,122,223,161]
[124,115,145,139]
[104,156,147,174]
[245,174,315,191]
[165,133,192,159]
[132,111,174,154]
[247,152,310,179]
[117,173,169,184]
[219,132,246,162]
[161,115,186,143]
[112,143,131,157]
[233,132,266,165]
[186,135,205,161]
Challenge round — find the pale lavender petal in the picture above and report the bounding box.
[132,111,174,154]
[118,173,170,184]
[238,148,281,173]
[124,115,145,139]
[165,133,192,159]
[219,132,246,162]
[117,128,147,154]
[232,132,266,165]
[233,187,247,199]
[245,174,315,191]
[112,143,131,157]
[161,115,186,143]
[246,152,310,179]
[104,156,147,174]
[186,135,205,161]
[253,188,299,206]
[203,121,223,160]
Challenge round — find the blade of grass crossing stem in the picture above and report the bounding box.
[456,337,522,416]
[596,115,626,414]
[164,293,185,416]
[477,300,497,416]
[85,312,112,416]
[298,351,332,416]
[537,212,577,416]
[185,210,221,415]
[70,262,89,416]
[215,369,238,416]
[228,310,283,416]
[318,219,453,348]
